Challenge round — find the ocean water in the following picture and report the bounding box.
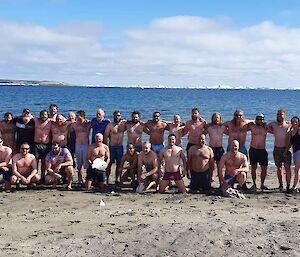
[1,85,299,162]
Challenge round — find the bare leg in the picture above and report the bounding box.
[284,164,291,190]
[175,179,187,194]
[276,165,283,189]
[85,180,92,190]
[260,165,267,188]
[158,180,170,193]
[251,164,257,187]
[292,164,300,189]
[237,172,247,187]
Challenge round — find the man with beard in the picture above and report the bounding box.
[184,108,206,155]
[166,114,185,148]
[247,113,269,190]
[0,137,13,190]
[10,142,40,188]
[267,108,292,192]
[91,108,110,144]
[223,110,249,156]
[49,103,58,122]
[104,111,126,184]
[14,109,35,154]
[125,111,144,152]
[70,110,91,184]
[33,110,52,183]
[45,141,74,190]
[0,112,16,154]
[144,112,168,155]
[51,114,70,147]
[218,140,249,193]
[158,134,187,194]
[205,112,227,180]
[187,134,214,192]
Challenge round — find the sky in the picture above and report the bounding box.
[0,0,300,88]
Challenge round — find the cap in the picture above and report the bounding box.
[256,113,265,119]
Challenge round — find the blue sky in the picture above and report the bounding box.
[0,0,300,88]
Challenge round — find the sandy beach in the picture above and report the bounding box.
[0,165,299,257]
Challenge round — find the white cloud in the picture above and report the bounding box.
[0,17,300,88]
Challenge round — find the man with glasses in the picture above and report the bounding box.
[267,108,292,192]
[144,112,168,155]
[0,137,13,190]
[104,111,126,185]
[10,142,40,188]
[45,141,74,190]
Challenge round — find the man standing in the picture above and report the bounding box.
[188,134,214,192]
[223,110,249,155]
[205,112,226,179]
[247,114,269,190]
[167,114,185,147]
[184,108,206,155]
[125,111,144,152]
[0,137,13,190]
[137,142,159,192]
[49,103,58,122]
[91,108,110,144]
[45,141,74,190]
[33,110,52,183]
[104,111,126,185]
[218,140,249,192]
[158,134,187,194]
[85,133,110,190]
[267,108,291,192]
[0,112,16,154]
[14,108,35,153]
[70,110,91,184]
[144,112,168,155]
[51,114,69,147]
[10,142,40,188]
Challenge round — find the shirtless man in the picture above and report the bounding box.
[218,140,249,193]
[70,110,91,183]
[85,133,110,190]
[184,108,206,155]
[0,112,16,154]
[125,111,144,152]
[247,113,269,190]
[67,112,76,167]
[49,103,58,122]
[33,110,52,183]
[10,142,40,188]
[267,108,291,191]
[223,110,249,155]
[144,112,168,155]
[137,142,159,192]
[0,137,13,189]
[118,143,138,188]
[188,134,214,192]
[167,114,185,147]
[51,114,69,147]
[158,134,187,193]
[91,108,110,144]
[205,112,227,179]
[104,111,126,184]
[45,141,74,190]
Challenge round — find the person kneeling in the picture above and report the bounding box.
[45,142,74,190]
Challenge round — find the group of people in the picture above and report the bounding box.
[0,104,299,195]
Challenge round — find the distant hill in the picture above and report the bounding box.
[0,79,69,86]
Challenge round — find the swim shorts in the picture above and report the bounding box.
[211,146,225,162]
[249,147,268,166]
[33,143,51,159]
[86,165,107,183]
[190,169,211,191]
[109,145,124,165]
[75,144,89,169]
[151,144,164,155]
[273,146,291,167]
[162,171,182,181]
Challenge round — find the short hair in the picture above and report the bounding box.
[51,141,60,147]
[113,110,120,116]
[132,111,140,116]
[153,111,160,116]
[291,116,300,123]
[277,108,286,114]
[49,103,58,109]
[234,109,244,115]
[192,108,199,113]
[168,133,176,138]
[77,110,86,118]
[40,109,48,116]
[4,112,12,118]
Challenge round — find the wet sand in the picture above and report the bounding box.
[0,166,299,257]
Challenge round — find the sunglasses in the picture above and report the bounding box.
[21,147,30,150]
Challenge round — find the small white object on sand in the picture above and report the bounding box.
[100,200,105,207]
